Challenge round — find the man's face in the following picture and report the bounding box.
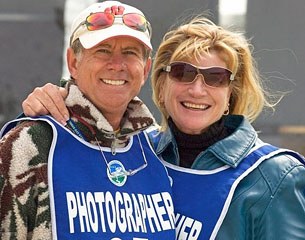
[68,36,151,127]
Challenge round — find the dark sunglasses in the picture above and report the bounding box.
[163,62,234,88]
[71,12,152,44]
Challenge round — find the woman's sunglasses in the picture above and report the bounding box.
[163,62,235,88]
[71,12,152,44]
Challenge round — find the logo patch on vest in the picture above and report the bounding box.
[107,160,127,186]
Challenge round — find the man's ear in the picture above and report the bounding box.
[67,47,78,79]
[142,57,152,86]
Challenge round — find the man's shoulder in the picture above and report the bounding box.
[1,119,52,143]
[0,119,53,194]
[1,119,53,165]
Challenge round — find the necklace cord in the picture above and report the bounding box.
[66,107,148,177]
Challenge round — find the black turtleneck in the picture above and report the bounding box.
[168,117,232,168]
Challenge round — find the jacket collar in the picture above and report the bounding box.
[207,115,257,167]
[64,81,156,148]
[155,115,257,168]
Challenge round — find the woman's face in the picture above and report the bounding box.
[160,51,232,134]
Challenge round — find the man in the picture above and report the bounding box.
[0,1,175,239]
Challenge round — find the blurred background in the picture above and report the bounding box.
[0,0,305,154]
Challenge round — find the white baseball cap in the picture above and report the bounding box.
[69,1,152,50]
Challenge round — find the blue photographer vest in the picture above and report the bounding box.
[147,127,305,240]
[162,144,305,240]
[1,117,176,240]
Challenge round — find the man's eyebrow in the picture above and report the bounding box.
[122,46,142,52]
[95,43,143,54]
[123,46,137,50]
[98,43,111,48]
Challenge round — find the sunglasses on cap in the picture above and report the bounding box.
[70,12,152,44]
[163,61,235,88]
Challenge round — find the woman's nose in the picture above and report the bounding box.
[188,74,208,95]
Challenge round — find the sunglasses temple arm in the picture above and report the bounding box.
[69,20,86,46]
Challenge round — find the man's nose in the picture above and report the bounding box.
[107,54,126,71]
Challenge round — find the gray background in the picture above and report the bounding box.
[0,0,305,153]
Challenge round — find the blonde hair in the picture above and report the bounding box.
[151,16,275,130]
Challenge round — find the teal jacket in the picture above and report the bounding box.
[151,115,305,239]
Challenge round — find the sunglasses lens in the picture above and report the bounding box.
[169,63,232,87]
[169,63,197,83]
[201,67,231,87]
[86,12,114,31]
[123,13,147,32]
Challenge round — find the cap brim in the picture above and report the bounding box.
[79,24,152,50]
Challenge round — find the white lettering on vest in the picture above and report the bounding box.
[176,213,203,240]
[66,191,175,234]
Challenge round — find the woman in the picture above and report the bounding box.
[149,16,305,239]
[20,16,305,239]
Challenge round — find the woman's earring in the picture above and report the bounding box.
[223,103,230,116]
[158,93,164,107]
